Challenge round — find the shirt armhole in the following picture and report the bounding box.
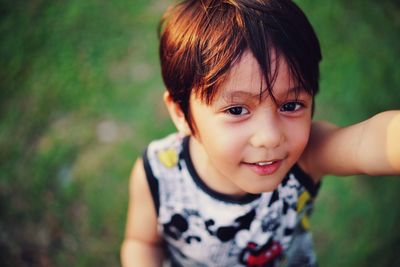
[291,164,321,197]
[142,148,160,216]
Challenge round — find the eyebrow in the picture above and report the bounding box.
[273,86,307,99]
[220,86,307,102]
[221,91,259,101]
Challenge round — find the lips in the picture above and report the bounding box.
[244,160,282,175]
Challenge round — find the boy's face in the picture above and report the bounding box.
[189,50,313,196]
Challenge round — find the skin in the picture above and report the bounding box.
[120,50,400,266]
[301,111,400,178]
[188,50,312,196]
[120,158,164,267]
[387,113,400,171]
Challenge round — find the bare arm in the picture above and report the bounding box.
[301,110,400,181]
[120,158,164,267]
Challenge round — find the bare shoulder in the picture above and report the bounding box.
[124,158,161,244]
[121,158,164,266]
[129,158,148,196]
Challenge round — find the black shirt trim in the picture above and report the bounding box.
[290,164,321,197]
[142,148,160,215]
[182,136,261,204]
[143,135,319,213]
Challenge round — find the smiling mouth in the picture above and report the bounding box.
[244,160,283,175]
[253,161,275,166]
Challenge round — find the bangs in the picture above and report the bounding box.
[159,0,321,131]
[160,0,320,103]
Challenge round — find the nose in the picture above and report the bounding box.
[249,112,284,149]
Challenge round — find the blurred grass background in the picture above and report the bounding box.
[0,0,399,266]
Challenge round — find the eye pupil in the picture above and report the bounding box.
[283,102,296,111]
[229,107,243,115]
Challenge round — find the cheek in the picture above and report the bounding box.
[199,124,248,166]
[206,127,246,156]
[287,121,311,156]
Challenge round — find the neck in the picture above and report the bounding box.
[188,136,248,197]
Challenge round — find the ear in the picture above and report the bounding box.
[163,91,191,135]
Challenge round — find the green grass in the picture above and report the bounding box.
[0,0,399,266]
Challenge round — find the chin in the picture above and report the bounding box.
[258,178,284,193]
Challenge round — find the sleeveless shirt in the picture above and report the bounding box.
[143,133,320,267]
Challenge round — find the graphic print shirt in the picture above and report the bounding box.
[143,133,320,267]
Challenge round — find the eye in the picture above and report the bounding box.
[279,101,304,112]
[226,106,250,116]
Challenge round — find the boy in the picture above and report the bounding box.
[121,0,400,266]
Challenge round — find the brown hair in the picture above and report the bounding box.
[159,0,321,132]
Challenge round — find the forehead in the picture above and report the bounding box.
[215,50,299,101]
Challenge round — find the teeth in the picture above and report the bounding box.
[256,161,274,166]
